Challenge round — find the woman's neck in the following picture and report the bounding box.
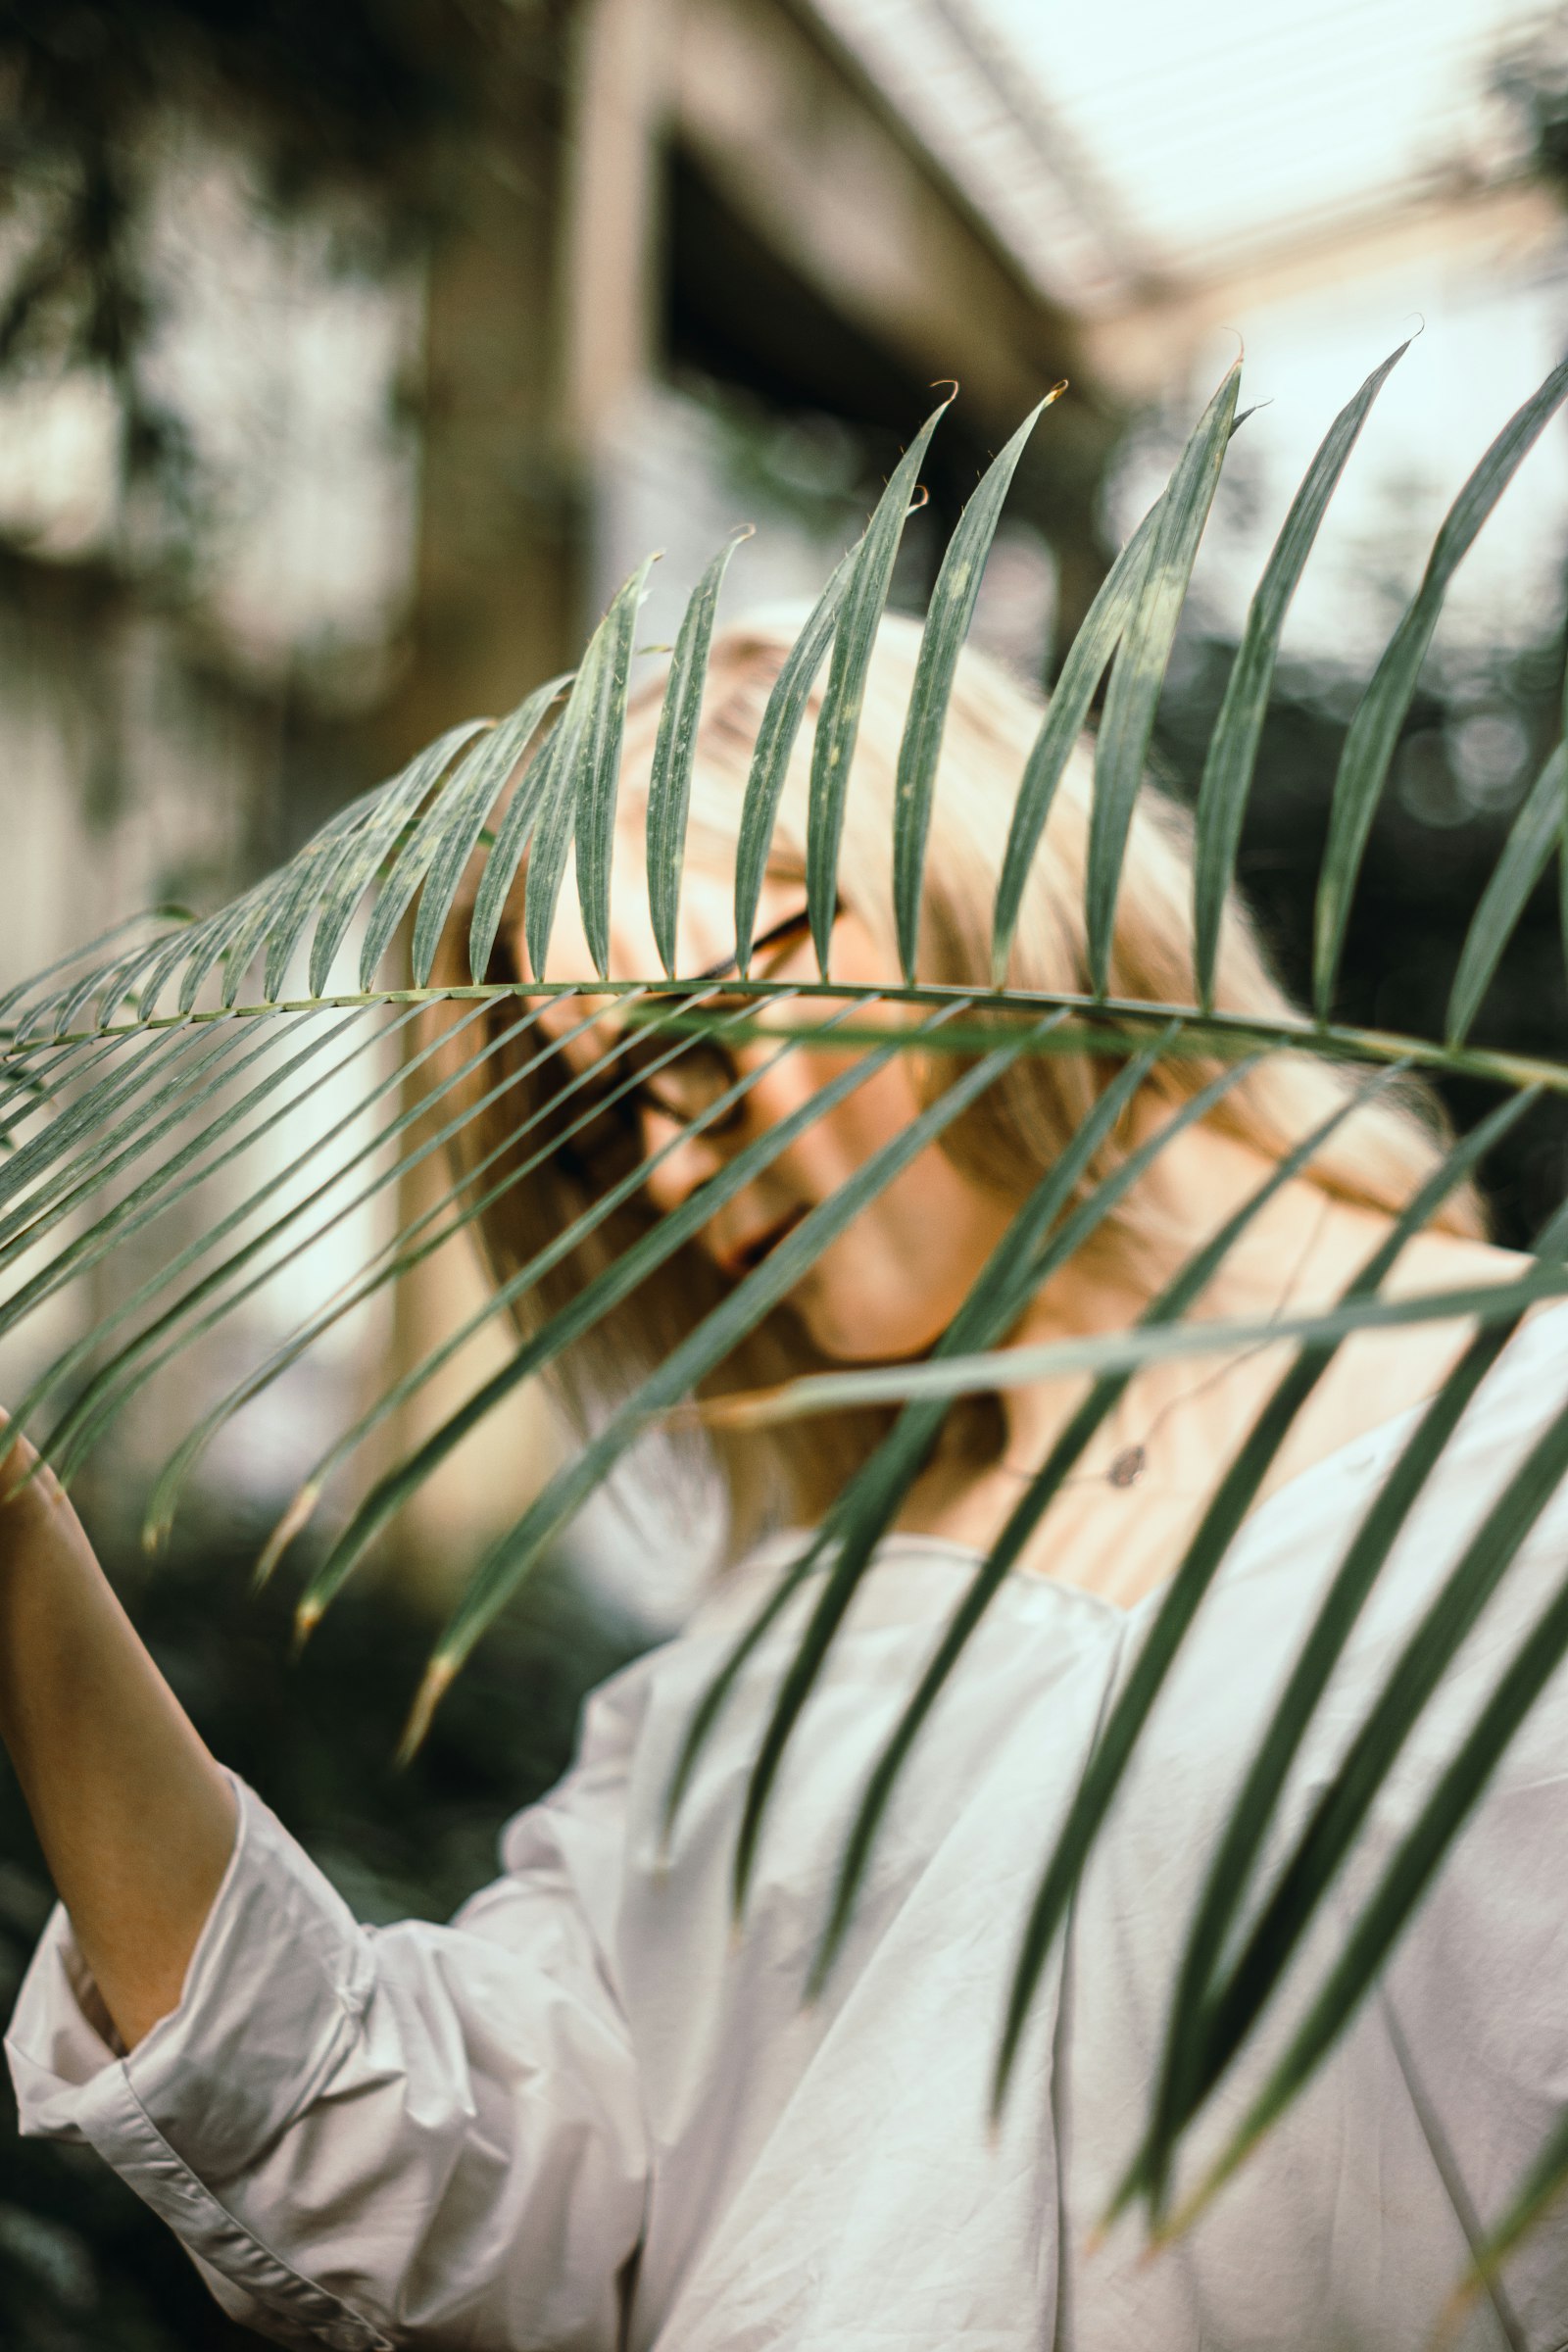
[995,1118,1342,1479]
[900,1112,1527,1603]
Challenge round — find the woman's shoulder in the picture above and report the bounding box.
[560,1290,1568,1816]
[501,1297,1568,1943]
[495,1523,1125,1956]
[626,1521,1122,1789]
[1237,1288,1568,1602]
[1135,1295,1568,1795]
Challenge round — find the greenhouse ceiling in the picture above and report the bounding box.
[808,0,1563,312]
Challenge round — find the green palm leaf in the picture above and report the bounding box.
[289,995,962,1642]
[9,354,1568,2280]
[0,1028,264,1251]
[1129,1312,1525,2219]
[310,723,491,1003]
[661,1008,1125,1843]
[1446,738,1568,1047]
[466,704,567,984]
[0,910,185,1036]
[647,530,752,977]
[700,1260,1568,1425]
[32,1008,499,1485]
[1193,341,1408,1007]
[402,999,1050,1754]
[575,559,659,979]
[807,395,952,972]
[262,789,387,1003]
[987,1087,1536,2113]
[804,1072,1385,1993]
[412,676,572,988]
[1166,1375,1568,2239]
[894,391,1059,981]
[0,1013,384,1353]
[733,544,858,974]
[729,1029,1191,1918]
[1085,362,1240,994]
[141,989,744,1551]
[1312,356,1568,1020]
[989,502,1160,985]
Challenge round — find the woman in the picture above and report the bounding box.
[3,614,1566,2350]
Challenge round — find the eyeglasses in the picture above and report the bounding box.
[551,902,818,1187]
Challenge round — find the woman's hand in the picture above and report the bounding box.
[0,1414,236,2048]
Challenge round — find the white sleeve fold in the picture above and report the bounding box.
[4,1767,650,2352]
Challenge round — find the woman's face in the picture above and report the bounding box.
[529,849,1013,1362]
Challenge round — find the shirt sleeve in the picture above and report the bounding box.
[3,1666,655,2352]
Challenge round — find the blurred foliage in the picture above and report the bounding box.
[0,1494,649,2349]
[1137,30,1568,1251]
[1150,621,1568,1249]
[1496,17,1568,194]
[0,0,564,514]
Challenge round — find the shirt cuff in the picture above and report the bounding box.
[4,1771,390,2352]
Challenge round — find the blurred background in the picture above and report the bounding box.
[3,1,1568,2338]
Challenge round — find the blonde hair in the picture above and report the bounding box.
[432,610,1483,1557]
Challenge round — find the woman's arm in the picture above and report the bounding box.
[0,1412,236,2049]
[4,1506,652,2352]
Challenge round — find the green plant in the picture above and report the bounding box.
[6,340,1568,2289]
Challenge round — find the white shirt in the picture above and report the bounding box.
[11,1307,1568,2351]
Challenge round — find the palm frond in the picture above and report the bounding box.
[1311,356,1568,1020]
[1164,1371,1568,2238]
[988,1089,1535,2109]
[991,498,1160,985]
[1193,339,1410,1007]
[648,530,753,976]
[694,1255,1568,1427]
[464,678,573,983]
[0,1012,389,1356]
[34,1005,496,1485]
[1086,361,1240,993]
[802,1071,1393,1994]
[1131,1310,1530,2218]
[1446,741,1568,1045]
[400,998,1068,1755]
[730,1031,1205,1918]
[894,389,1062,981]
[806,395,953,973]
[8,345,1568,2283]
[733,543,858,973]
